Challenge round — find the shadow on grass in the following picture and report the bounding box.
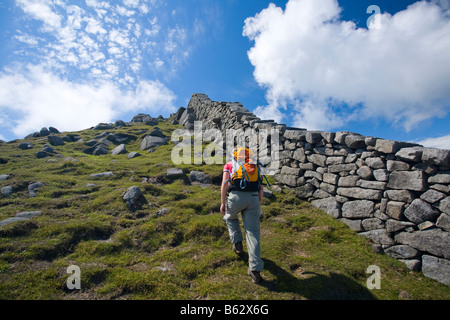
[236,253,377,300]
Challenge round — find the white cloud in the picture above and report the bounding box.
[153,58,164,68]
[165,25,187,52]
[253,100,284,123]
[109,28,130,47]
[139,4,149,14]
[124,0,140,8]
[15,33,39,46]
[431,0,450,12]
[417,135,450,150]
[16,0,62,31]
[291,97,347,131]
[14,0,147,83]
[104,59,119,76]
[0,64,176,138]
[116,5,135,17]
[243,0,450,132]
[85,0,110,9]
[85,17,107,35]
[134,23,141,38]
[5,0,201,140]
[92,51,106,61]
[145,17,160,37]
[13,0,196,85]
[108,46,122,56]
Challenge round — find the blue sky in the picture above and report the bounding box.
[0,0,450,149]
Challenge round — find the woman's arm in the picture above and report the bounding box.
[220,171,230,215]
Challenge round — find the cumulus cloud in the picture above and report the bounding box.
[0,64,176,137]
[243,0,450,132]
[417,135,450,150]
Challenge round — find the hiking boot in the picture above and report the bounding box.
[232,241,243,254]
[248,269,261,284]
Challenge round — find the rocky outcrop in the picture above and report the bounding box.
[25,127,60,139]
[131,113,158,126]
[140,128,169,151]
[47,135,65,146]
[185,93,450,286]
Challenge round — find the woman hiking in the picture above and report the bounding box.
[220,146,265,284]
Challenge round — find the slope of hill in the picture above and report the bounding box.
[0,118,449,300]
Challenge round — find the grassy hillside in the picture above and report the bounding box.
[0,120,449,300]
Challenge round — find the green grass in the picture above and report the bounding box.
[0,121,449,300]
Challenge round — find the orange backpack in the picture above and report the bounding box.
[228,147,269,191]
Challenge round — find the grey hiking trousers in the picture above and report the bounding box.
[223,190,264,272]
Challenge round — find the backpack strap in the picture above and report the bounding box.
[256,161,271,188]
[239,163,250,189]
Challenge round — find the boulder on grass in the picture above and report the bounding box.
[111,144,127,155]
[123,186,147,212]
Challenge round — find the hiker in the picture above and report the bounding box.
[220,146,267,284]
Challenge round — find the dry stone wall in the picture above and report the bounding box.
[175,93,450,286]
